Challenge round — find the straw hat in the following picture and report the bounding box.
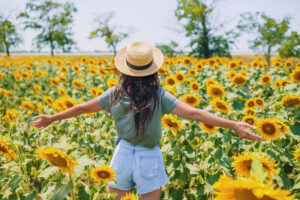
[114,41,164,77]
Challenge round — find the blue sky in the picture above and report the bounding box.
[1,0,300,53]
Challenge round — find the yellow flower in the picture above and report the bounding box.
[162,114,183,132]
[284,58,293,68]
[72,79,86,89]
[213,175,295,200]
[37,102,43,114]
[227,70,236,79]
[33,84,41,93]
[72,64,80,72]
[188,68,197,76]
[174,72,186,82]
[232,152,279,179]
[21,101,35,111]
[199,122,218,134]
[162,86,178,97]
[182,56,192,65]
[91,166,116,183]
[244,108,256,116]
[194,62,204,71]
[35,147,79,175]
[260,74,272,85]
[121,192,137,200]
[182,94,200,107]
[50,78,60,87]
[231,74,247,87]
[57,74,67,83]
[273,80,282,88]
[256,118,281,140]
[106,78,118,88]
[4,109,15,123]
[272,119,290,136]
[255,97,264,107]
[43,96,55,105]
[0,138,18,160]
[242,115,256,126]
[280,79,289,87]
[189,81,200,92]
[57,87,67,96]
[281,94,300,107]
[60,65,68,73]
[210,98,231,114]
[164,76,177,87]
[228,61,238,70]
[245,98,256,109]
[206,85,226,98]
[205,78,217,87]
[292,148,300,162]
[0,72,4,79]
[290,68,300,83]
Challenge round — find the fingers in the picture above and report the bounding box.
[242,122,256,130]
[243,130,262,141]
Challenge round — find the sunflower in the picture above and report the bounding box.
[0,72,4,79]
[228,61,238,70]
[0,138,18,160]
[91,166,116,183]
[213,175,295,200]
[231,75,247,87]
[290,68,300,83]
[60,65,68,73]
[174,72,186,82]
[164,76,177,87]
[98,68,107,77]
[50,78,60,87]
[57,97,76,110]
[255,97,264,107]
[206,85,226,99]
[280,79,289,87]
[57,74,67,83]
[121,192,137,200]
[242,116,256,126]
[37,102,43,114]
[256,118,281,140]
[199,122,218,134]
[260,74,272,85]
[284,59,293,69]
[163,86,178,97]
[244,108,256,116]
[239,70,247,77]
[72,79,86,89]
[182,94,200,107]
[4,109,15,123]
[187,82,199,93]
[210,98,231,114]
[3,90,13,98]
[21,101,35,111]
[227,70,236,79]
[188,69,197,76]
[182,56,192,65]
[36,70,44,77]
[90,87,98,98]
[273,80,282,88]
[272,119,290,136]
[57,87,67,96]
[213,63,218,71]
[43,96,55,105]
[281,95,300,107]
[72,64,80,72]
[35,147,79,175]
[162,114,183,132]
[194,62,204,71]
[205,78,217,88]
[245,98,256,109]
[33,84,41,93]
[232,152,279,179]
[292,148,300,162]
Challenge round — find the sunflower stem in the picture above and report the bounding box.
[70,174,75,200]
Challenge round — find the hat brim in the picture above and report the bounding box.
[114,46,164,77]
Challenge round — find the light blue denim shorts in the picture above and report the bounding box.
[108,139,168,194]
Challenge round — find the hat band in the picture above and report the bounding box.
[126,58,153,70]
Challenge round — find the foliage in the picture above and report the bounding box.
[174,0,237,58]
[0,16,22,56]
[156,40,183,58]
[89,12,129,56]
[278,31,300,59]
[237,12,290,65]
[17,0,77,55]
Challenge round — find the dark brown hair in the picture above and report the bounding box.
[108,72,160,136]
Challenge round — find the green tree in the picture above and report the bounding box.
[174,0,237,58]
[278,31,300,59]
[17,0,77,55]
[156,40,183,58]
[237,12,290,65]
[0,16,22,56]
[89,12,129,56]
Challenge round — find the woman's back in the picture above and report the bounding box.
[97,86,180,149]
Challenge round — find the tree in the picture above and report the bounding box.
[156,40,183,58]
[17,0,77,55]
[237,12,290,65]
[278,31,300,59]
[0,16,22,56]
[89,12,129,56]
[174,0,237,58]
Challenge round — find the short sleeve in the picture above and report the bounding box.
[96,86,116,111]
[160,87,180,114]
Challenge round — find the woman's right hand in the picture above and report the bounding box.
[232,121,262,141]
[30,114,54,130]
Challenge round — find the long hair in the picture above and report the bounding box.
[108,72,160,136]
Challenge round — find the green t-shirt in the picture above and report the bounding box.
[96,86,180,149]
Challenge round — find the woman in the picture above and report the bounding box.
[30,41,262,200]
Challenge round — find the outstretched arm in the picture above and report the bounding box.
[172,102,262,141]
[30,98,103,130]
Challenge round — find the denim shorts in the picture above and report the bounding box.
[108,139,168,194]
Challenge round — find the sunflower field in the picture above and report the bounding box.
[0,54,300,200]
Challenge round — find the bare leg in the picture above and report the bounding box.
[108,185,132,200]
[139,187,161,200]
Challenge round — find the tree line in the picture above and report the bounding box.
[0,0,300,65]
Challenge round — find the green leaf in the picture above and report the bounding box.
[51,180,73,200]
[250,156,267,182]
[78,185,90,200]
[290,122,300,136]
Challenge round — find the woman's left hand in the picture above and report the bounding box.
[30,114,54,130]
[232,121,262,141]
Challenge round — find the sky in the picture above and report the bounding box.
[1,0,300,54]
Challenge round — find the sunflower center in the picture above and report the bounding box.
[295,71,300,80]
[262,123,276,135]
[212,88,222,96]
[46,153,68,167]
[65,100,75,108]
[234,77,246,84]
[248,102,254,107]
[168,79,175,85]
[216,102,226,109]
[246,119,254,125]
[97,171,110,178]
[234,188,276,200]
[187,97,196,103]
[165,119,179,128]
[192,84,199,90]
[263,77,269,82]
[204,124,214,129]
[256,100,263,105]
[177,75,183,80]
[0,144,8,153]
